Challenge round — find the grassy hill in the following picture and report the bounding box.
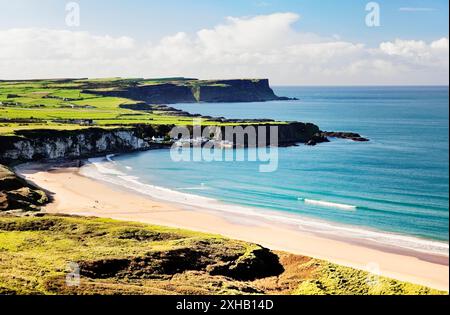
[0,78,284,135]
[0,214,444,295]
[0,78,198,135]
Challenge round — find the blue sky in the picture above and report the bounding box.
[0,0,448,84]
[0,0,448,44]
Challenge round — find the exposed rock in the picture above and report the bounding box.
[208,247,284,281]
[0,165,48,211]
[274,122,326,146]
[193,79,292,103]
[321,132,369,142]
[95,83,197,104]
[118,102,153,111]
[306,133,330,146]
[95,79,295,104]
[278,96,299,101]
[0,123,326,163]
[0,127,162,164]
[78,240,283,281]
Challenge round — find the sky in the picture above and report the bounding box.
[0,0,448,85]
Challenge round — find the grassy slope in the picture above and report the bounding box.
[0,165,48,211]
[0,78,281,135]
[0,215,444,295]
[1,79,443,295]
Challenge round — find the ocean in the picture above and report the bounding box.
[85,86,449,256]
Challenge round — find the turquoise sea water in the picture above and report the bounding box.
[98,87,449,254]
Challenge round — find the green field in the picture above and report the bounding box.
[0,78,274,136]
[0,215,444,295]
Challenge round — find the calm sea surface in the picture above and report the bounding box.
[98,87,449,253]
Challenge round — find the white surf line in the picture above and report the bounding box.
[179,183,209,191]
[82,160,448,256]
[299,197,357,211]
[105,154,116,163]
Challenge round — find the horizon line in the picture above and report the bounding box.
[0,77,448,87]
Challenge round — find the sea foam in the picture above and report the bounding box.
[298,198,357,211]
[81,156,449,257]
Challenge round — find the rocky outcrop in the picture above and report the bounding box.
[77,239,283,281]
[95,79,294,104]
[194,79,292,103]
[321,132,369,142]
[276,123,326,146]
[99,83,197,104]
[0,165,48,211]
[0,123,326,164]
[0,127,165,164]
[122,103,279,123]
[208,246,284,281]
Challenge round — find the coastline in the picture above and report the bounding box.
[86,154,450,259]
[15,161,450,292]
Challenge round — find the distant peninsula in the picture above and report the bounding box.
[0,77,367,163]
[94,78,297,103]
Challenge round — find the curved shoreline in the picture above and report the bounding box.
[14,160,449,291]
[84,155,449,258]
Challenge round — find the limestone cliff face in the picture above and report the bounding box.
[0,127,157,164]
[95,79,292,104]
[0,123,324,164]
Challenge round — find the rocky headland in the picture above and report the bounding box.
[0,122,330,164]
[0,77,367,209]
[321,132,370,142]
[94,79,297,104]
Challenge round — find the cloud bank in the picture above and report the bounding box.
[0,12,448,85]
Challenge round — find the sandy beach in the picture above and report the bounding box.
[15,162,449,292]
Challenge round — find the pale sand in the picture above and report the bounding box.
[15,162,449,292]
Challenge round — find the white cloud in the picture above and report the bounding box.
[0,28,135,60]
[379,38,449,67]
[0,13,448,85]
[399,7,435,12]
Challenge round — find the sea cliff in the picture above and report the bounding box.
[0,122,325,164]
[94,79,294,104]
